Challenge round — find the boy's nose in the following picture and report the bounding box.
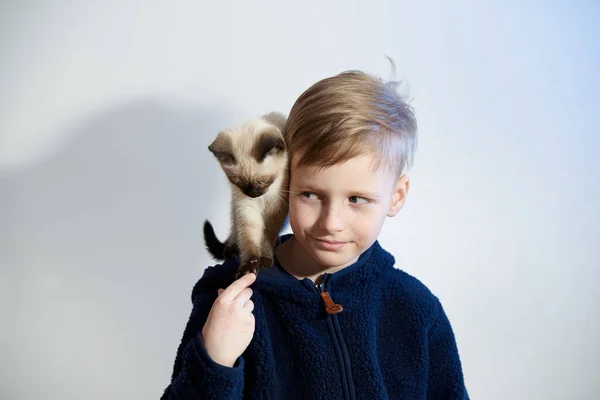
[318,204,344,233]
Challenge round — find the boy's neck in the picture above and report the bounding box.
[275,236,358,283]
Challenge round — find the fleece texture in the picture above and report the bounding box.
[161,235,469,399]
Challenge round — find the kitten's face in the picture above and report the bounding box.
[208,114,287,198]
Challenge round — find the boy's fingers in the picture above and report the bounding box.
[244,300,254,312]
[217,289,224,295]
[220,272,256,302]
[235,287,253,308]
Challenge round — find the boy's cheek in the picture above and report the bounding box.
[290,198,312,213]
[290,202,319,225]
[290,203,309,222]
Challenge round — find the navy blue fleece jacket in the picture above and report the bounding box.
[161,235,469,399]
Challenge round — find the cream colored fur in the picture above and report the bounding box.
[206,112,289,277]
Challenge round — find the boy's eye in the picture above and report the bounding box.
[349,196,369,204]
[301,192,318,200]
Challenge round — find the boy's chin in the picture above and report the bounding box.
[308,248,360,270]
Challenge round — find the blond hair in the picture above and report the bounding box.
[285,69,417,176]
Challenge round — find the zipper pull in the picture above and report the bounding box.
[316,277,343,314]
[320,291,343,314]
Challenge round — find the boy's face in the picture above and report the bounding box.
[288,151,409,271]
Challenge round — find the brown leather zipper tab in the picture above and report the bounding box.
[320,291,343,314]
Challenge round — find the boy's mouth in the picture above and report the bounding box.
[316,238,345,244]
[312,237,348,250]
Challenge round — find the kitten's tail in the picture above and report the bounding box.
[203,220,227,260]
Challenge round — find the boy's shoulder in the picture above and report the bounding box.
[373,243,442,318]
[190,258,240,303]
[384,266,439,307]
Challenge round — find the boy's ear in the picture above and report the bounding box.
[387,174,410,217]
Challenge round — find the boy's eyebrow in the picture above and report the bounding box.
[352,191,382,199]
[294,184,382,199]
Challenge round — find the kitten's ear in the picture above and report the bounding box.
[208,132,231,155]
[262,112,287,133]
[208,132,236,165]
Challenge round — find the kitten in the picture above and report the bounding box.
[203,112,289,278]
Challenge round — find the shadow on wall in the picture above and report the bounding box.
[1,98,234,399]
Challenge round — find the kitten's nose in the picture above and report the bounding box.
[244,186,263,198]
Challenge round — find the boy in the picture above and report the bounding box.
[161,70,469,399]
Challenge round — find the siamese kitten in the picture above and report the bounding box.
[203,112,289,278]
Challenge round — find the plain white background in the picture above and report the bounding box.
[1,1,598,399]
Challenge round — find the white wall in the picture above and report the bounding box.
[1,1,598,399]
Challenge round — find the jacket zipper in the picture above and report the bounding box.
[316,274,343,314]
[315,274,356,400]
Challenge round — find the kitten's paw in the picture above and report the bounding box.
[236,257,273,279]
[236,258,260,279]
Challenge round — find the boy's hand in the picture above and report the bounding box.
[201,272,256,368]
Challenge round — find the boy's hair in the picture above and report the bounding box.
[285,68,417,176]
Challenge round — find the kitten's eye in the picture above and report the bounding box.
[258,181,268,186]
[218,153,236,165]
